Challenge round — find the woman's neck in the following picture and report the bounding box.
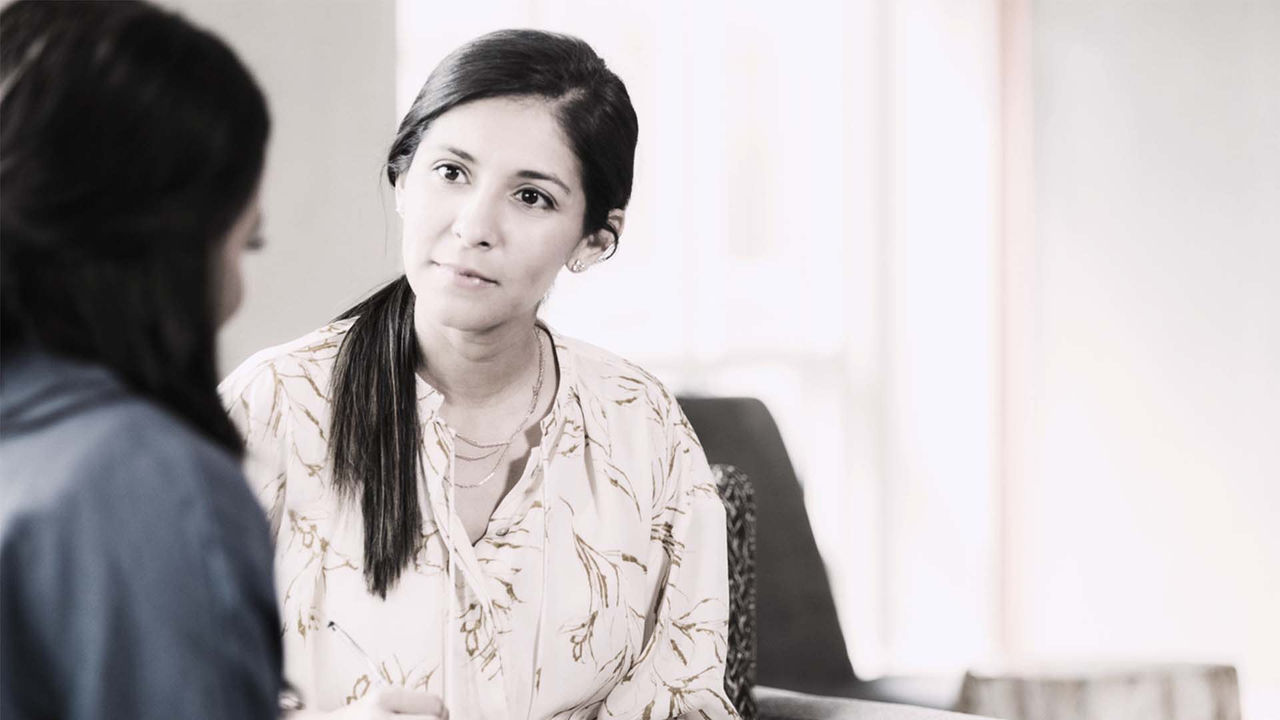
[413,310,541,410]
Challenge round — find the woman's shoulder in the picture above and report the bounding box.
[2,354,248,533]
[553,331,671,390]
[551,330,683,425]
[1,376,273,670]
[219,318,355,402]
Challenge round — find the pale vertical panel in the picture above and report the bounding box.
[997,0,1035,667]
[838,0,889,678]
[882,0,1001,672]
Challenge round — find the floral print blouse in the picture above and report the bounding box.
[220,319,737,720]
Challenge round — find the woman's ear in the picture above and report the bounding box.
[394,177,406,218]
[602,209,625,255]
[566,209,626,273]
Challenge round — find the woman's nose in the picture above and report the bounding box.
[451,192,500,249]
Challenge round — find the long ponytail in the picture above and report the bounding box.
[329,276,421,597]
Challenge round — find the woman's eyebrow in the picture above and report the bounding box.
[443,146,476,162]
[516,170,571,196]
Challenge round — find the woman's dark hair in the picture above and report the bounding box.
[0,0,269,455]
[331,29,639,596]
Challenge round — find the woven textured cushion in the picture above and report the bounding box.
[714,463,758,720]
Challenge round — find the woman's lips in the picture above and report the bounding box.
[431,261,498,287]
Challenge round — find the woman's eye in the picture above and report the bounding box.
[434,163,465,183]
[517,188,553,209]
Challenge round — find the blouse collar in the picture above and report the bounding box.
[411,321,579,434]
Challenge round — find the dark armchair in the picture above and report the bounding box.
[686,397,976,720]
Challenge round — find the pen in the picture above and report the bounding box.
[327,620,388,687]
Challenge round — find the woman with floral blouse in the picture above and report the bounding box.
[221,30,736,720]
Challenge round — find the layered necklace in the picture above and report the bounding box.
[448,327,546,489]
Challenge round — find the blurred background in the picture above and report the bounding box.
[168,0,1277,716]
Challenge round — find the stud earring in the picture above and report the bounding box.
[570,259,585,273]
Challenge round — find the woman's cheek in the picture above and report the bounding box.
[400,219,435,272]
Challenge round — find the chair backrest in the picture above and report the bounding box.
[680,397,860,698]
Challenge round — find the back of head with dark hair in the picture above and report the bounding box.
[332,29,640,596]
[0,0,270,454]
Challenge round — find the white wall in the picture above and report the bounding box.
[1010,2,1280,716]
[162,0,402,374]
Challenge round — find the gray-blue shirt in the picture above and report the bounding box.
[1,350,281,719]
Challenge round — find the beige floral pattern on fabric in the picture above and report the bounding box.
[220,320,738,720]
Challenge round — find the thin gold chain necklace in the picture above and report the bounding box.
[447,328,546,489]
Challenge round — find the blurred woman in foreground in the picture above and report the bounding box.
[0,2,279,717]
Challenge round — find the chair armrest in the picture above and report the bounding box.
[848,674,965,711]
[753,686,998,720]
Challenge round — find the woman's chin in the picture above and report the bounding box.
[414,300,509,335]
[409,282,541,336]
